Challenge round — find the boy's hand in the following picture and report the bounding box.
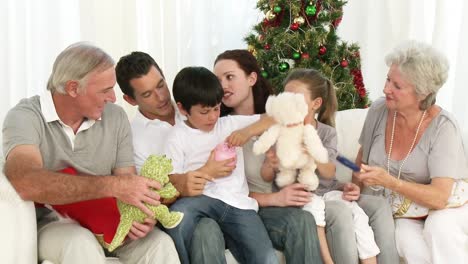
[200,150,236,178]
[226,128,252,147]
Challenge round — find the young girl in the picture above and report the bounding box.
[260,68,380,264]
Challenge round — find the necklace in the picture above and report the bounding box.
[386,110,427,204]
[387,110,427,179]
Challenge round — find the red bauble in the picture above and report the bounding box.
[340,59,348,67]
[290,22,299,31]
[333,17,343,28]
[264,44,271,50]
[319,46,327,55]
[358,88,366,98]
[301,53,310,59]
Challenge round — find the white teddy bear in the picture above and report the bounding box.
[253,92,329,191]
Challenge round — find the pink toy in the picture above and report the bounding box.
[214,142,237,166]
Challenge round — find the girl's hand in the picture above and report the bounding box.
[342,182,360,201]
[273,183,312,207]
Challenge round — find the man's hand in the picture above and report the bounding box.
[170,170,212,197]
[127,218,156,241]
[342,182,360,201]
[112,175,162,218]
[273,183,312,207]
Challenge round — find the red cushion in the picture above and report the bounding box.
[50,167,121,247]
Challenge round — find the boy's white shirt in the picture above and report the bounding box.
[164,115,261,211]
[131,102,186,173]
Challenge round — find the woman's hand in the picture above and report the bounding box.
[342,182,360,201]
[264,147,280,170]
[273,183,312,207]
[357,164,398,190]
[261,147,279,182]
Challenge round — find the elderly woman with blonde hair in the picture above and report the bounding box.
[353,40,468,263]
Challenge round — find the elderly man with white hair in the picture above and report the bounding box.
[2,42,179,264]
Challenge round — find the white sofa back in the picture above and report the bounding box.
[335,108,368,182]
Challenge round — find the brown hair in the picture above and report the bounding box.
[215,50,274,116]
[283,68,338,127]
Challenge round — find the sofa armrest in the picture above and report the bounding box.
[335,108,368,183]
[0,161,38,264]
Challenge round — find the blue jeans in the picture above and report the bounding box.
[166,195,278,264]
[191,218,226,264]
[258,207,323,264]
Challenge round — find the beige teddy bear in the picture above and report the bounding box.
[253,92,328,191]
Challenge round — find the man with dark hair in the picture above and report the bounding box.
[116,52,178,172]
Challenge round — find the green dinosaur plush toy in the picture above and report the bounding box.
[108,155,184,251]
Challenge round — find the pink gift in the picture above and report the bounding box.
[214,142,237,166]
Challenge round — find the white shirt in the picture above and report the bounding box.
[40,91,96,150]
[164,115,260,211]
[130,104,185,173]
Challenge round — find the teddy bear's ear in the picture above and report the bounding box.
[265,95,276,115]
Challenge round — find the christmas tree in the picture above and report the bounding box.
[245,0,369,110]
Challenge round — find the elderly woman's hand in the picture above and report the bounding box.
[357,164,399,190]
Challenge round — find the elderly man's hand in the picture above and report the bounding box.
[113,175,162,218]
[128,218,156,241]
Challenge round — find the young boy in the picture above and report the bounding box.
[163,67,278,264]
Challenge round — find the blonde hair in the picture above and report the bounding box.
[283,68,337,127]
[385,40,449,110]
[47,42,114,94]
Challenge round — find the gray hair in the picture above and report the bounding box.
[47,42,114,94]
[385,40,449,110]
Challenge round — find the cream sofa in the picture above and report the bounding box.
[0,108,396,264]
